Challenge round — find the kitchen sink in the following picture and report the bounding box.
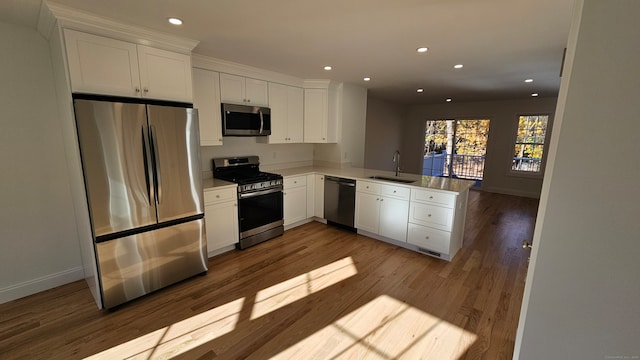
[368,176,416,184]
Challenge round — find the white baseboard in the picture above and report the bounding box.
[0,266,84,304]
[482,186,541,199]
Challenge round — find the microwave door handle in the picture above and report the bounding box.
[259,110,264,134]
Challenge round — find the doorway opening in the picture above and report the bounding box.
[422,119,490,187]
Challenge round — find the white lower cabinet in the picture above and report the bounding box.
[407,188,468,261]
[355,181,409,242]
[283,175,308,226]
[407,223,451,255]
[314,174,325,218]
[204,187,238,256]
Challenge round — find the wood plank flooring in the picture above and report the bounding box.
[0,190,538,359]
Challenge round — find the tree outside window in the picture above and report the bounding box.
[512,115,549,173]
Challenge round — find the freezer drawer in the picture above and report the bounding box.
[96,219,207,308]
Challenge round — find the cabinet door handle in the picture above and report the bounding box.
[425,236,430,240]
[135,87,141,93]
[216,195,220,198]
[429,196,434,199]
[428,214,432,217]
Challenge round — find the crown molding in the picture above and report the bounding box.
[304,79,332,89]
[37,0,57,40]
[192,54,306,87]
[43,1,198,54]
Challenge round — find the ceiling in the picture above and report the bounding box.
[2,0,575,105]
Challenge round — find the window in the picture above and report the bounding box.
[512,115,549,173]
[423,119,490,183]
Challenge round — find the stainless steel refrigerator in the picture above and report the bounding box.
[74,97,207,309]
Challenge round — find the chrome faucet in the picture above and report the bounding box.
[392,150,401,176]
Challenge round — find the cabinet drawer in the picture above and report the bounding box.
[380,184,410,200]
[411,189,456,208]
[204,187,237,205]
[284,175,307,188]
[407,223,451,255]
[357,181,381,194]
[409,202,454,231]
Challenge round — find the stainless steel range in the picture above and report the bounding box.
[212,156,283,249]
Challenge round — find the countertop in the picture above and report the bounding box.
[202,177,236,191]
[203,165,476,194]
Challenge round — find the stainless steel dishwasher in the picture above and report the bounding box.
[324,176,356,230]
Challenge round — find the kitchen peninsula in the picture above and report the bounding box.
[204,165,475,261]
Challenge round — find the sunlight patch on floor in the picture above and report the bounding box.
[84,297,245,359]
[273,294,477,359]
[251,256,358,320]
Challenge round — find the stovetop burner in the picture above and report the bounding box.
[212,156,283,192]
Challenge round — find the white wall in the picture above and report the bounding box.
[514,1,640,358]
[313,82,368,168]
[0,21,83,303]
[404,97,558,197]
[364,96,406,172]
[339,83,368,168]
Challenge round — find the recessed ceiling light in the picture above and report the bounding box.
[323,66,332,71]
[417,47,428,53]
[446,98,452,102]
[363,77,371,81]
[168,17,183,25]
[454,64,464,69]
[531,93,539,97]
[417,88,424,93]
[524,78,534,83]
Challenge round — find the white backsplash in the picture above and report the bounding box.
[200,136,314,178]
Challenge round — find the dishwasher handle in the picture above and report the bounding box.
[325,176,356,187]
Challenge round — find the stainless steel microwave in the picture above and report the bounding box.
[221,103,271,136]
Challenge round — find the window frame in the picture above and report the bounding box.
[508,113,552,178]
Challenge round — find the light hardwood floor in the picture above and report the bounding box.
[0,190,538,359]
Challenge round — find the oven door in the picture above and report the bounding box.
[238,187,283,239]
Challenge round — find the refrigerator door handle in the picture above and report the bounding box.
[141,126,153,205]
[150,125,163,205]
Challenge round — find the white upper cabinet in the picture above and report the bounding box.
[220,73,268,106]
[192,68,223,146]
[137,45,193,102]
[303,81,337,143]
[64,29,140,97]
[64,29,193,102]
[263,82,303,143]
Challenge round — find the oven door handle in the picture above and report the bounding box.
[239,187,282,199]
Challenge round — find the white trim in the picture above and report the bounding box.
[37,0,57,40]
[482,185,541,199]
[44,1,199,54]
[0,266,85,304]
